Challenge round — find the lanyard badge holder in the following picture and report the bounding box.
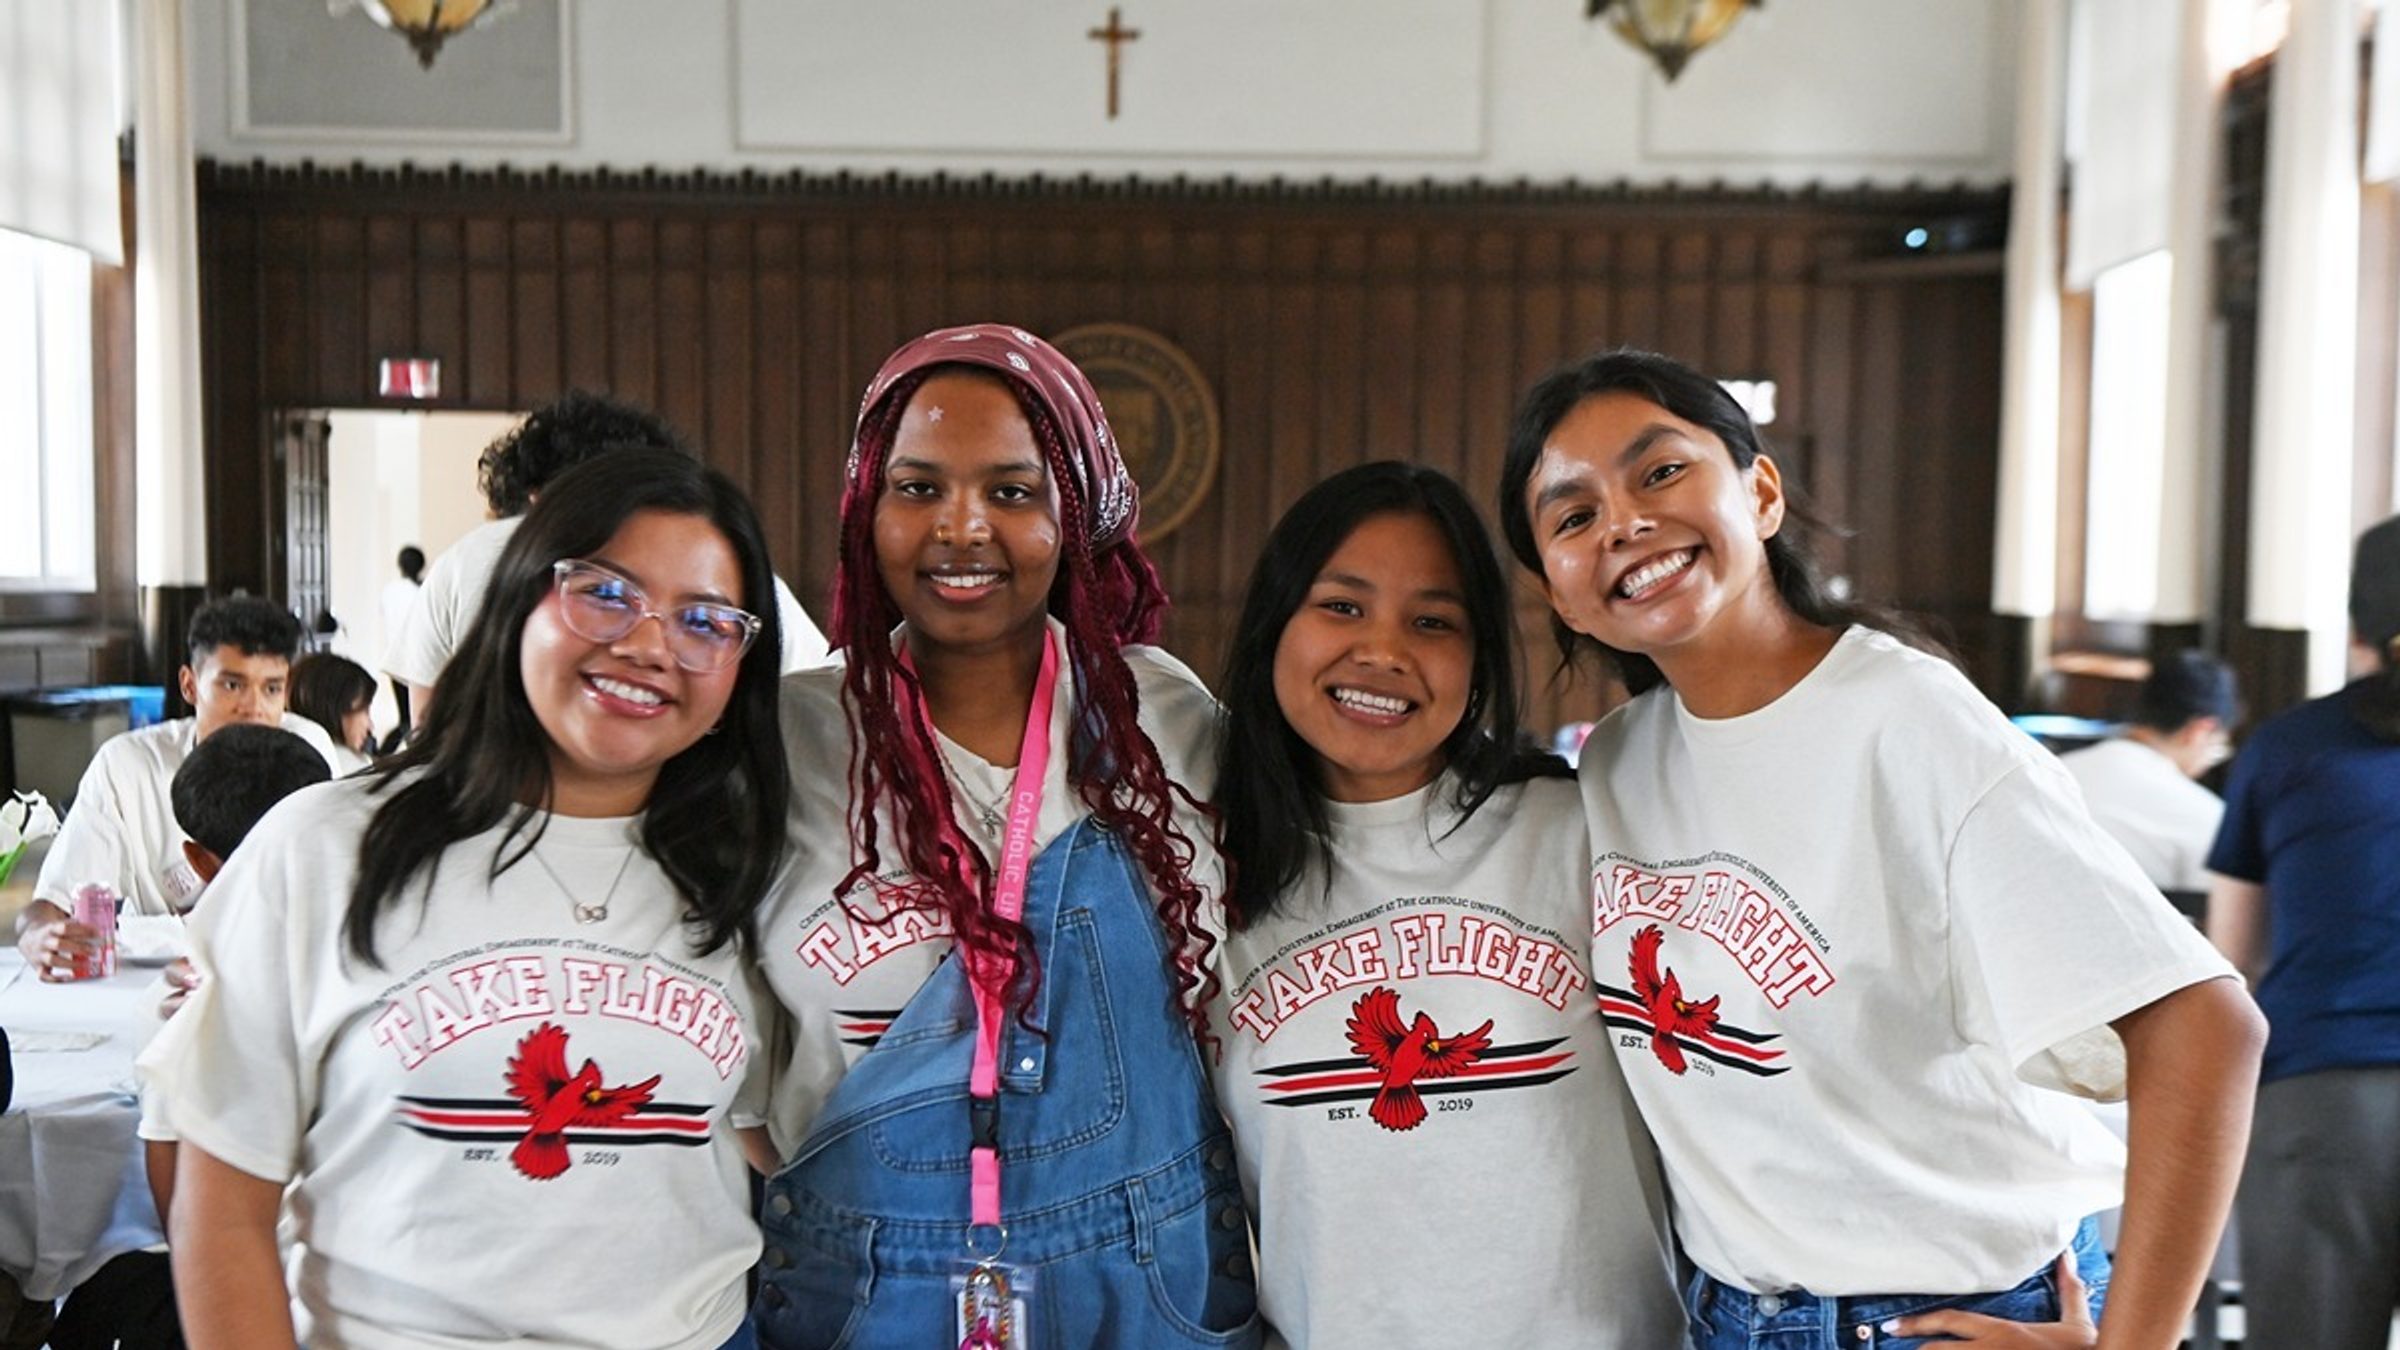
[916,632,1058,1350]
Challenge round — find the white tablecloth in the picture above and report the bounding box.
[0,949,167,1301]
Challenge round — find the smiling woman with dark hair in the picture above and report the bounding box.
[142,447,790,1350]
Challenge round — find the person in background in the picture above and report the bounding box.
[139,722,333,1221]
[385,392,829,721]
[15,597,340,978]
[2061,651,2241,898]
[379,545,423,750]
[288,652,380,774]
[2206,514,2400,1350]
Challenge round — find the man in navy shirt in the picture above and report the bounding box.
[2208,513,2400,1350]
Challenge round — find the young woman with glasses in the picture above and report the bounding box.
[143,448,791,1350]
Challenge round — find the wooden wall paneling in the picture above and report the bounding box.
[454,218,505,406]
[1759,237,1812,488]
[1846,284,1906,606]
[793,220,853,613]
[946,224,996,327]
[200,207,260,590]
[560,219,613,395]
[1362,230,1421,459]
[413,217,466,402]
[988,223,1044,331]
[606,218,659,406]
[1460,229,1521,492]
[354,217,407,406]
[1802,280,1857,583]
[846,220,898,413]
[702,218,756,483]
[653,218,706,434]
[508,218,560,402]
[1315,230,1371,478]
[1564,232,1616,361]
[1614,230,1663,351]
[196,165,2014,710]
[1664,229,1713,364]
[749,221,802,585]
[1417,230,1470,467]
[1891,277,1965,633]
[1711,231,1762,378]
[892,223,951,341]
[1264,229,1324,525]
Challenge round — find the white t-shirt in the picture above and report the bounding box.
[385,516,830,690]
[1210,776,1681,1350]
[34,715,341,940]
[379,576,421,670]
[137,777,767,1350]
[755,622,1221,1156]
[1580,627,2235,1296]
[2059,737,2224,894]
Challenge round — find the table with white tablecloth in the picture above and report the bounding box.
[0,949,167,1302]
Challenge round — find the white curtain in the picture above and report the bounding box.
[1993,0,2069,620]
[2251,0,2361,692]
[0,0,123,262]
[2064,0,2183,288]
[134,0,207,587]
[2366,2,2400,183]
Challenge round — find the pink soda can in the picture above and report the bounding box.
[69,883,119,980]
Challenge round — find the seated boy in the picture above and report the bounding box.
[140,724,331,1221]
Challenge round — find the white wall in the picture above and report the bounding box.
[188,0,2014,187]
[324,408,517,734]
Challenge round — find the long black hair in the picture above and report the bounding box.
[1216,461,1563,927]
[2350,514,2400,742]
[345,448,791,965]
[1497,347,1914,695]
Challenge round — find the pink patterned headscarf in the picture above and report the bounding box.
[846,323,1138,548]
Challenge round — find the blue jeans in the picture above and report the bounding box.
[752,821,1262,1350]
[717,1321,758,1350]
[1683,1217,2111,1348]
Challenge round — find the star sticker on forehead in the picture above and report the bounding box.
[925,406,945,423]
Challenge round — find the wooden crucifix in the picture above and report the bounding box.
[1086,7,1141,120]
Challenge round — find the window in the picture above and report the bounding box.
[0,227,95,591]
[2082,248,2174,619]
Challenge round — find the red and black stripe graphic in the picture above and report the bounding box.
[834,1008,901,1049]
[393,1095,713,1148]
[1592,982,1791,1077]
[1253,1036,1577,1109]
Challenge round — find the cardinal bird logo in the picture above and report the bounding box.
[1342,986,1495,1132]
[502,1023,662,1180]
[1629,924,1721,1075]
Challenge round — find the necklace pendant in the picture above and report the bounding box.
[573,901,609,924]
[980,805,1005,836]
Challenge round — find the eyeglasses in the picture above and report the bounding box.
[550,560,761,673]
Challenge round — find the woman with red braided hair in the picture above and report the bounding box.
[749,324,1260,1350]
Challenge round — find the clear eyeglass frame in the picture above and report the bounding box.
[549,559,761,673]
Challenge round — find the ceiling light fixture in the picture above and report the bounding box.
[1587,0,1762,81]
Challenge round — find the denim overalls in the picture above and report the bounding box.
[752,820,1262,1350]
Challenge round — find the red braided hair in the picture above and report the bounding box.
[829,364,1221,1047]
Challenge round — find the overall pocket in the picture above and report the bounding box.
[753,1210,875,1350]
[1136,1171,1263,1347]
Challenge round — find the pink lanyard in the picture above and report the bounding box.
[909,630,1060,1233]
